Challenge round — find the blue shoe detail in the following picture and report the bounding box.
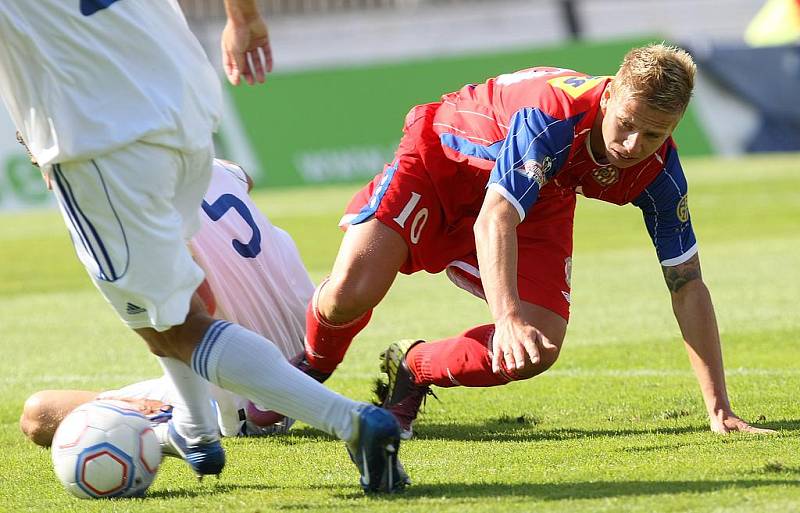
[148,405,173,424]
[166,421,225,477]
[347,405,409,493]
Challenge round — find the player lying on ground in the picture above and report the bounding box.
[18,157,409,489]
[0,0,402,492]
[263,43,774,438]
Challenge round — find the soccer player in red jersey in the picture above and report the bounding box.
[295,44,773,438]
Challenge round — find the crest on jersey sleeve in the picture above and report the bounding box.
[519,156,553,188]
[676,194,689,222]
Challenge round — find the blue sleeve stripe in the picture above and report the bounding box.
[348,160,400,225]
[641,188,661,256]
[500,117,567,177]
[439,133,504,161]
[488,183,526,221]
[660,242,698,266]
[633,145,696,264]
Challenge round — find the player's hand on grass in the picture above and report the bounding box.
[710,410,777,435]
[491,315,555,375]
[222,15,273,86]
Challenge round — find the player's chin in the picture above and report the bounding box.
[610,156,643,168]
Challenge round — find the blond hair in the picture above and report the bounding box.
[612,43,696,114]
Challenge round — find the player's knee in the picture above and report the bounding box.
[322,275,378,322]
[513,341,562,380]
[136,309,215,362]
[20,393,53,446]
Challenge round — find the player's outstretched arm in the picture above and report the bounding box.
[662,253,775,434]
[222,0,273,86]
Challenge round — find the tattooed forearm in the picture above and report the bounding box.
[662,253,702,293]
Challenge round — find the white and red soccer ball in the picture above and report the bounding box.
[51,400,162,499]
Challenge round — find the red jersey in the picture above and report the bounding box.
[428,67,696,265]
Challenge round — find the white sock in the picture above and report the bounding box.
[192,321,360,442]
[157,356,219,444]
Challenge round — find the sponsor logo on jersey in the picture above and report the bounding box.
[520,156,553,187]
[592,166,620,186]
[677,194,689,222]
[548,75,607,99]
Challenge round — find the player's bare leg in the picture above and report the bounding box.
[321,217,408,323]
[302,218,408,377]
[379,301,567,437]
[20,390,99,447]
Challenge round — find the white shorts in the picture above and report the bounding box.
[49,142,213,330]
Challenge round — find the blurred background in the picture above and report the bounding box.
[1,0,797,207]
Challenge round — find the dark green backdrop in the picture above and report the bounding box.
[226,38,712,188]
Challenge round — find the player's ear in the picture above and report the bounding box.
[600,83,612,113]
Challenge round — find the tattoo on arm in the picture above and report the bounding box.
[662,253,702,293]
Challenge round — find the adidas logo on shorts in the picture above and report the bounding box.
[126,302,146,315]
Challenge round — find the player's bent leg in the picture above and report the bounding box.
[509,302,567,379]
[20,390,99,447]
[321,217,408,323]
[409,302,566,385]
[378,303,567,437]
[304,218,408,375]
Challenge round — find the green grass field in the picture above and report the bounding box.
[1,154,798,512]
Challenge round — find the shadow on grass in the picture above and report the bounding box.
[146,483,273,499]
[143,476,800,502]
[282,422,711,444]
[228,416,799,447]
[344,479,800,502]
[755,418,800,432]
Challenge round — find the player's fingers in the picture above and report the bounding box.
[224,50,240,85]
[539,332,557,351]
[254,47,267,82]
[511,341,528,371]
[260,44,273,73]
[222,51,234,84]
[737,422,777,434]
[521,337,540,367]
[746,426,777,434]
[491,347,500,374]
[232,48,248,85]
[245,52,256,85]
[503,346,516,375]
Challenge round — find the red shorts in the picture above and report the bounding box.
[342,104,576,320]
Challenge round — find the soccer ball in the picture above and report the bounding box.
[51,399,162,499]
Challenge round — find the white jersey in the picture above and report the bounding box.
[191,160,315,436]
[0,0,221,166]
[103,160,315,437]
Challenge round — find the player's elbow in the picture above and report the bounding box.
[20,392,55,447]
[473,207,499,242]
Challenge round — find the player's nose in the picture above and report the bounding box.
[622,132,641,154]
